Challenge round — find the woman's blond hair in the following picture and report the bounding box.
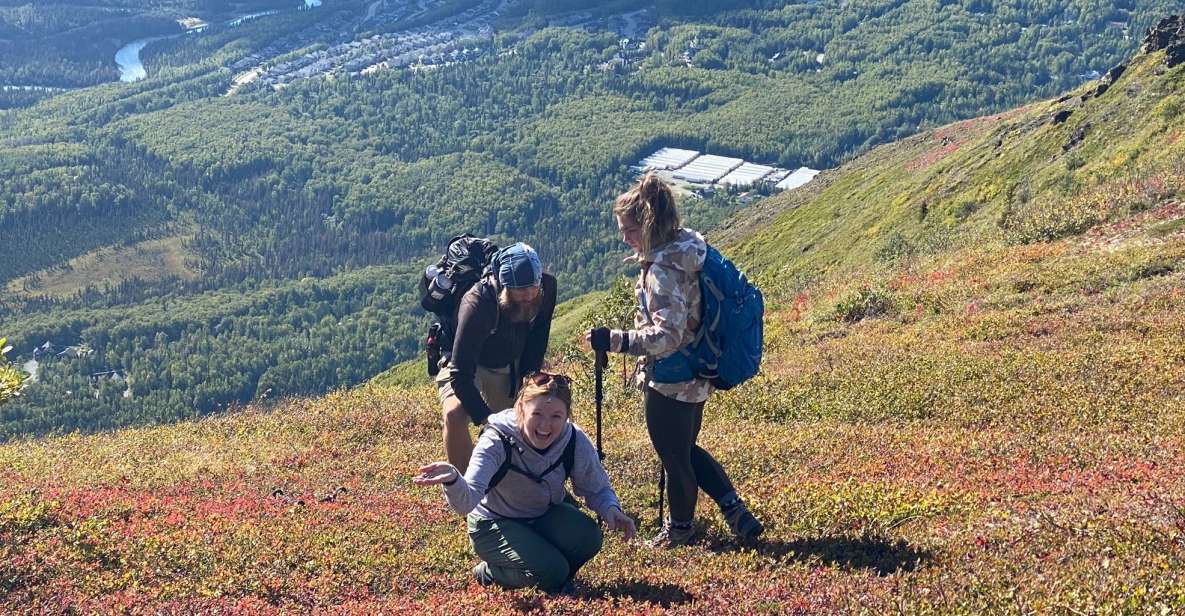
[613,172,680,254]
[514,377,572,418]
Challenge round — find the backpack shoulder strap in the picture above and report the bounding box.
[483,426,515,494]
[561,429,578,477]
[478,276,500,335]
[486,427,578,492]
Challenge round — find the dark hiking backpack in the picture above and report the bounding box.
[647,244,764,390]
[420,234,500,376]
[483,426,577,494]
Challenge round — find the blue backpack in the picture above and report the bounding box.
[646,244,764,390]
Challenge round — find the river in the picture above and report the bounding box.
[115,36,176,83]
[116,1,322,83]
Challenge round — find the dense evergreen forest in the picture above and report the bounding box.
[0,0,1179,439]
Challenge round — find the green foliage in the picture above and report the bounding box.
[0,266,424,439]
[576,276,638,335]
[832,285,897,323]
[2,225,1185,609]
[771,479,957,537]
[0,339,25,406]
[369,358,430,389]
[4,5,1185,610]
[727,48,1185,286]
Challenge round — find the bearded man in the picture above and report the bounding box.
[436,242,558,471]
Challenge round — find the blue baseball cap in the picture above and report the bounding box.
[495,243,543,289]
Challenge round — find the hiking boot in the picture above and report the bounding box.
[722,499,764,542]
[647,520,696,548]
[472,561,495,587]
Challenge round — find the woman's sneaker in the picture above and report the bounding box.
[647,520,696,548]
[722,499,764,542]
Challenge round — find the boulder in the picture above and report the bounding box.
[1141,15,1185,68]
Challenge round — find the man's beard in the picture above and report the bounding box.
[499,290,543,323]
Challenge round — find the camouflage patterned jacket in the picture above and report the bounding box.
[612,228,712,403]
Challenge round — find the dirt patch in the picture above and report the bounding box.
[6,234,198,299]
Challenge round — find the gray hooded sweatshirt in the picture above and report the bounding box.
[442,409,622,520]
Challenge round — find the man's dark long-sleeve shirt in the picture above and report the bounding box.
[448,274,557,423]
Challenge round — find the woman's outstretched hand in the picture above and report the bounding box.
[413,462,459,486]
[603,507,637,541]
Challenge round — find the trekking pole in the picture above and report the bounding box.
[657,466,666,526]
[594,351,607,460]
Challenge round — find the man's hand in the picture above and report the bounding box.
[413,462,459,486]
[603,507,637,541]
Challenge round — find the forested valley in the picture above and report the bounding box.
[1,0,1177,438]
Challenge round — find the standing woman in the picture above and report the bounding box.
[586,172,763,547]
[414,372,636,592]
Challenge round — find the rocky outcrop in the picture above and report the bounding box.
[1089,64,1126,98]
[1141,15,1185,68]
[1063,122,1091,152]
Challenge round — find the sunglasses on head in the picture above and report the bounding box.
[522,371,572,389]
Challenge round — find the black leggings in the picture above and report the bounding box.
[644,387,736,523]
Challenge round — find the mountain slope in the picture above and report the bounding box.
[3,19,1185,613]
[720,19,1185,280]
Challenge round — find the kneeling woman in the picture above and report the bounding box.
[414,372,636,592]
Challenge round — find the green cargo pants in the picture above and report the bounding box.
[467,502,603,591]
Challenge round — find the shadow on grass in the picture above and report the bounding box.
[576,580,694,607]
[707,534,932,576]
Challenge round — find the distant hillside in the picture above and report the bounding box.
[719,16,1185,285]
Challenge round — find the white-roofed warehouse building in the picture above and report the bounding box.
[764,168,792,184]
[636,147,700,171]
[776,167,821,191]
[672,154,744,184]
[718,163,776,188]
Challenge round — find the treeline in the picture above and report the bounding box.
[0,14,184,88]
[0,265,422,439]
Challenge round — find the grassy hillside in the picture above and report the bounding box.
[6,18,1185,616]
[4,219,1184,611]
[720,39,1185,282]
